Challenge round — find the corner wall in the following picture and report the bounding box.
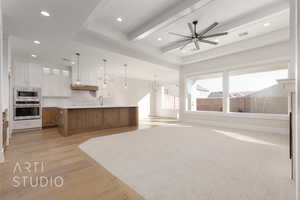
[180,41,290,134]
[0,0,4,160]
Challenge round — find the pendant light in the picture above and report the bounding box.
[152,74,159,91]
[75,53,81,85]
[103,59,107,88]
[124,64,128,89]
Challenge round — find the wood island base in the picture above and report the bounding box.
[57,106,138,136]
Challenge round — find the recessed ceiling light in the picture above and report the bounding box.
[264,22,271,27]
[31,54,37,58]
[214,39,219,42]
[71,61,75,65]
[117,17,123,22]
[34,40,41,45]
[157,37,162,41]
[40,10,50,17]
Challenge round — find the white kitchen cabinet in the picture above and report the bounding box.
[13,62,42,87]
[28,63,42,87]
[42,67,71,97]
[14,61,29,87]
[13,62,71,97]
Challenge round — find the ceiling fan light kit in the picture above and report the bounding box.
[169,20,228,51]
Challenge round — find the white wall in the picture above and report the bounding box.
[0,0,4,158]
[100,76,155,119]
[155,85,179,118]
[43,76,159,119]
[180,41,290,134]
[2,36,11,111]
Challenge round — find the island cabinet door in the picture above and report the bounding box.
[119,108,130,127]
[42,107,59,128]
[86,108,103,129]
[68,109,88,133]
[103,108,120,129]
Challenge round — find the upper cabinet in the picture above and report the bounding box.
[13,62,42,87]
[28,63,43,87]
[13,61,71,97]
[42,67,71,97]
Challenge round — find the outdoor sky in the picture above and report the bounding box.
[195,69,288,93]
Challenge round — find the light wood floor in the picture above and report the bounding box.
[0,118,178,200]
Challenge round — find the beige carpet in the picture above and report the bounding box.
[79,124,295,200]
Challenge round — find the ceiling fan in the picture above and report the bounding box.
[169,20,228,51]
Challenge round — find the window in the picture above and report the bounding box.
[161,85,179,110]
[186,73,223,112]
[229,67,288,114]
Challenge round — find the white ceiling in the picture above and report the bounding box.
[85,0,183,34]
[167,9,289,57]
[3,0,290,83]
[140,0,287,47]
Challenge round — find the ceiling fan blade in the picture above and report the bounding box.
[161,38,191,52]
[194,40,200,50]
[201,32,228,39]
[188,23,194,36]
[180,41,192,50]
[198,22,219,36]
[169,32,192,38]
[199,39,218,45]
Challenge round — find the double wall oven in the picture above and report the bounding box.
[14,87,41,121]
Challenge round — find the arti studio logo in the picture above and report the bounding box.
[12,161,64,188]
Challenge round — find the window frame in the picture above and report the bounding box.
[183,65,289,120]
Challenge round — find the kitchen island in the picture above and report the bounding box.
[57,106,138,136]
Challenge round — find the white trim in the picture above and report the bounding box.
[183,57,289,78]
[183,119,288,135]
[292,0,300,198]
[183,63,290,121]
[0,148,4,163]
[184,110,289,121]
[223,71,229,113]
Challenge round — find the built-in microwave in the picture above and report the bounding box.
[14,87,41,101]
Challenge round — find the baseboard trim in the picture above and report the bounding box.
[183,119,288,135]
[12,127,42,134]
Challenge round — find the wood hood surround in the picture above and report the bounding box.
[71,84,98,92]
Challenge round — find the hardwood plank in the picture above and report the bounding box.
[1,126,149,200]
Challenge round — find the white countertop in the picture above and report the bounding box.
[55,105,138,109]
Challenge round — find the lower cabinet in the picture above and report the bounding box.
[42,107,59,128]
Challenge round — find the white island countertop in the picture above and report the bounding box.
[56,105,138,109]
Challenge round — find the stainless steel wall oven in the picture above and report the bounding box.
[14,87,41,121]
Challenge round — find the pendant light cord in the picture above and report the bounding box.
[124,64,127,88]
[76,53,80,83]
[103,59,107,85]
